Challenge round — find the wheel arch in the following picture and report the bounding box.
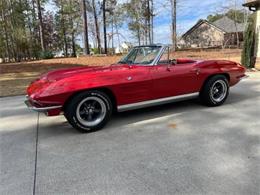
[63,87,118,113]
[200,73,230,92]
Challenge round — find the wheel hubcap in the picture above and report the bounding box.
[76,97,106,127]
[210,80,227,102]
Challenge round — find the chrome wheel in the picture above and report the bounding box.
[210,80,227,102]
[76,97,106,127]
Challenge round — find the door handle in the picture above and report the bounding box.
[190,68,200,75]
[126,76,132,81]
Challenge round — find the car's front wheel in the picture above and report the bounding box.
[200,75,229,106]
[64,91,112,133]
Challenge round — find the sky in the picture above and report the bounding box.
[45,0,246,47]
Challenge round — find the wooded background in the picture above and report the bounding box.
[0,0,249,63]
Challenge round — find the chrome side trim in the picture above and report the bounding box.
[25,99,62,112]
[117,92,199,112]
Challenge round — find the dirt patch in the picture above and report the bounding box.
[0,63,83,96]
[173,49,241,63]
[0,50,241,97]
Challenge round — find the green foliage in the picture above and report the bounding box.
[123,0,152,45]
[53,0,82,57]
[241,16,255,68]
[207,14,223,23]
[91,48,100,54]
[40,50,54,59]
[0,0,151,61]
[75,44,83,54]
[0,0,46,62]
[226,9,246,23]
[207,9,246,23]
[106,2,125,28]
[0,0,83,62]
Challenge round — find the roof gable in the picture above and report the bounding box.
[182,19,225,38]
[182,16,245,38]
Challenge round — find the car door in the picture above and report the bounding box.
[109,64,154,106]
[151,47,201,100]
[111,46,162,106]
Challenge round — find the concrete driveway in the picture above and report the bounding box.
[1,73,260,195]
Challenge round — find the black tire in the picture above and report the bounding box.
[200,75,229,107]
[64,90,112,133]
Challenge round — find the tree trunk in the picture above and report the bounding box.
[72,32,76,57]
[63,29,68,57]
[147,0,151,44]
[1,9,11,62]
[68,0,76,57]
[233,0,240,48]
[92,0,101,53]
[111,16,114,54]
[8,0,17,62]
[151,0,154,44]
[7,0,16,61]
[82,0,90,55]
[171,0,177,51]
[31,0,39,49]
[137,22,141,46]
[9,33,16,62]
[135,2,142,46]
[234,16,240,48]
[103,0,107,54]
[36,0,45,51]
[116,24,120,48]
[60,1,68,57]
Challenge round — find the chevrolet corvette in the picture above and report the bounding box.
[25,45,247,132]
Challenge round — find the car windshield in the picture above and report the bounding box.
[118,46,162,65]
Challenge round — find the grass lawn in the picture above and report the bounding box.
[0,49,241,97]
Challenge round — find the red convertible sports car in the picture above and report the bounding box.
[25,45,247,132]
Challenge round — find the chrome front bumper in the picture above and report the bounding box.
[24,96,62,112]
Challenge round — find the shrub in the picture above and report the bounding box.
[91,48,100,54]
[40,50,54,59]
[241,16,255,68]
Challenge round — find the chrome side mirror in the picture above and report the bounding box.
[170,59,177,65]
[167,59,177,71]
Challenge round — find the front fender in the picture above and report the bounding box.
[32,73,121,106]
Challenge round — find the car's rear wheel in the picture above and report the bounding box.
[64,90,112,133]
[200,75,229,106]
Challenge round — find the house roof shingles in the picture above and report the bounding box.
[213,16,244,33]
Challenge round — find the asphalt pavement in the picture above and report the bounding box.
[1,72,260,195]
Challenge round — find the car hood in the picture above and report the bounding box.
[40,64,129,82]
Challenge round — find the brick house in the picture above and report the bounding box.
[181,17,244,48]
